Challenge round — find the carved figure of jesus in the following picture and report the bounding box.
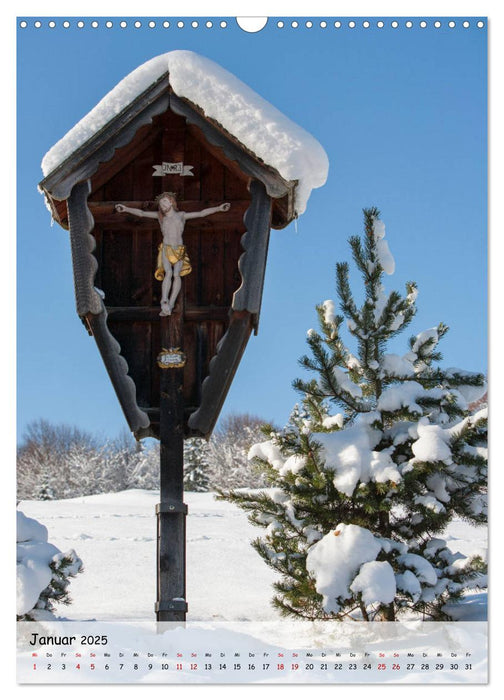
[115,193,230,316]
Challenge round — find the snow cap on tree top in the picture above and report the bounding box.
[41,50,329,215]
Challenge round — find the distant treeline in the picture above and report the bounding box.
[17,415,271,500]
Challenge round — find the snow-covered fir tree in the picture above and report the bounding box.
[184,438,211,492]
[17,510,83,621]
[207,414,270,489]
[220,208,487,621]
[127,441,160,490]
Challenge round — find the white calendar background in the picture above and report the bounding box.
[17,620,487,683]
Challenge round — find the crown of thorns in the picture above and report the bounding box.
[155,192,178,203]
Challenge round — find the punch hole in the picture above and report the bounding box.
[334,21,341,28]
[348,21,356,29]
[434,21,442,28]
[178,21,184,28]
[477,21,485,28]
[220,21,227,28]
[34,21,41,28]
[420,21,427,28]
[320,21,327,28]
[406,21,413,28]
[92,21,99,28]
[163,21,170,28]
[49,21,56,28]
[106,21,113,28]
[305,21,313,28]
[149,21,156,28]
[463,21,470,28]
[291,20,299,28]
[120,21,127,28]
[63,21,70,28]
[377,21,384,28]
[206,21,212,28]
[192,21,199,28]
[19,20,27,28]
[391,21,399,28]
[277,21,284,28]
[135,21,142,28]
[77,21,84,28]
[363,21,370,28]
[236,17,268,33]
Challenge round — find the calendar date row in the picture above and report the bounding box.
[32,661,474,672]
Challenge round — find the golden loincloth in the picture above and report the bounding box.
[155,244,192,281]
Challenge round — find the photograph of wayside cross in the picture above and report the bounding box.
[37,49,329,621]
[17,16,488,683]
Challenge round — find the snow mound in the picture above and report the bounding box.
[380,353,415,377]
[306,524,382,613]
[350,560,396,606]
[397,553,437,586]
[306,522,444,614]
[411,419,452,464]
[17,510,48,543]
[315,420,400,497]
[446,368,487,405]
[377,381,447,414]
[373,218,395,274]
[395,570,422,602]
[41,50,328,215]
[248,441,285,471]
[322,299,336,325]
[17,510,82,617]
[412,327,439,353]
[17,511,59,615]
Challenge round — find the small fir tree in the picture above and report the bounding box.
[220,208,487,621]
[183,438,211,492]
[17,510,83,621]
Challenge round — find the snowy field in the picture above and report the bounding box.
[18,489,487,623]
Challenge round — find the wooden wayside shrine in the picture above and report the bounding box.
[39,64,309,621]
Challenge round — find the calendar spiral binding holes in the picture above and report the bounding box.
[18,18,487,30]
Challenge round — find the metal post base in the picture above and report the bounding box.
[155,501,188,622]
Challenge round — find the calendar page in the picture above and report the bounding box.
[16,10,488,686]
[18,620,486,683]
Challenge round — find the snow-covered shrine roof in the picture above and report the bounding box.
[41,50,329,216]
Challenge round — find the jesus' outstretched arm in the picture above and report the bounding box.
[184,202,231,220]
[114,203,159,219]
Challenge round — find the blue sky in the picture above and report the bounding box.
[16,16,487,443]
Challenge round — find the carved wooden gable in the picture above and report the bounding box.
[40,79,297,440]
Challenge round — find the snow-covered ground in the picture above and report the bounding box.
[18,489,487,623]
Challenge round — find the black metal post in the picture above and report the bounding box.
[155,299,188,622]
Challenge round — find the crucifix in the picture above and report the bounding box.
[115,192,231,315]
